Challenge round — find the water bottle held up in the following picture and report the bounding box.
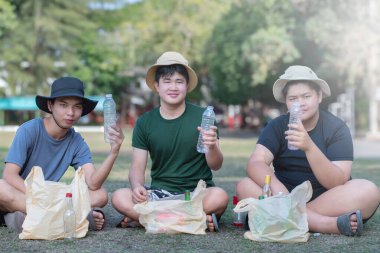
[63,192,76,240]
[103,94,117,143]
[196,106,216,153]
[288,101,301,150]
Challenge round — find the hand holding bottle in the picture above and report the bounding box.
[103,94,117,143]
[197,125,218,152]
[285,120,313,152]
[197,106,216,153]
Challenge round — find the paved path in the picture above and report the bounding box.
[354,138,380,159]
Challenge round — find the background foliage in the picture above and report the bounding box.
[1,0,379,129]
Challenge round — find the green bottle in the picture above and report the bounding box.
[185,190,191,201]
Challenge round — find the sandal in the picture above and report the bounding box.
[0,211,8,227]
[337,210,363,236]
[206,213,220,232]
[116,217,141,228]
[87,208,106,231]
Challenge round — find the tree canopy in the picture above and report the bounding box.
[0,0,379,123]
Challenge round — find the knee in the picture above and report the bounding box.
[111,188,133,210]
[0,180,14,203]
[215,188,229,207]
[99,188,109,206]
[206,187,229,209]
[364,180,380,202]
[352,179,380,202]
[91,188,108,208]
[236,177,251,197]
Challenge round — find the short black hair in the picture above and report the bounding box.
[154,64,189,84]
[282,80,321,99]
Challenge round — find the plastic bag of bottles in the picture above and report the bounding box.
[134,180,208,234]
[19,167,91,240]
[234,181,312,243]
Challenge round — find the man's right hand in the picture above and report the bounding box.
[132,185,148,204]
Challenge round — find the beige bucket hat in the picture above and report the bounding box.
[273,65,331,103]
[145,51,198,92]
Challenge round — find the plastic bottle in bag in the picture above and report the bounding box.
[262,175,271,198]
[63,192,76,239]
[196,106,216,153]
[232,195,244,227]
[103,94,117,143]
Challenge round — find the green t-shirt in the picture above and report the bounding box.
[132,102,215,192]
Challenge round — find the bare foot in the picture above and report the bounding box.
[92,210,105,231]
[117,217,141,228]
[349,213,358,233]
[206,215,215,232]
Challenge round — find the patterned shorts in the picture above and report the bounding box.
[145,186,187,202]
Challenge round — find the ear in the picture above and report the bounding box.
[153,82,159,93]
[318,90,323,103]
[47,100,53,112]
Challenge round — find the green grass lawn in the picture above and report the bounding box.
[0,130,379,253]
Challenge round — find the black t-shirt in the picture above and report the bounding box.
[257,110,353,200]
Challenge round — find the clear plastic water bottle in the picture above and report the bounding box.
[103,94,117,143]
[63,192,76,239]
[232,195,244,227]
[288,101,301,150]
[196,106,216,153]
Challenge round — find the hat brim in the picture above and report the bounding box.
[36,95,98,116]
[273,78,331,103]
[145,64,198,93]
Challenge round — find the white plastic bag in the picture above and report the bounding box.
[19,166,91,240]
[234,181,312,243]
[134,180,207,234]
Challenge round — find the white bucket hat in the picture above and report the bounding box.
[145,51,198,92]
[273,65,331,103]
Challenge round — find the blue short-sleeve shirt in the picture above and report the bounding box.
[5,118,92,181]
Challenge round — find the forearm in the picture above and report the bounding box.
[305,141,349,188]
[4,175,26,193]
[247,161,288,194]
[129,167,146,189]
[205,144,223,171]
[3,164,26,193]
[87,152,118,190]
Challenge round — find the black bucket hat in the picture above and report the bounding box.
[35,76,98,116]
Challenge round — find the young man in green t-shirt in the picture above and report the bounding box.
[112,51,228,232]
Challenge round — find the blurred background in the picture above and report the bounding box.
[0,0,379,138]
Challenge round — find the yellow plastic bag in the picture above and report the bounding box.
[134,180,208,234]
[19,166,91,240]
[234,181,312,243]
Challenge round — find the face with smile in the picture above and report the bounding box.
[154,72,188,107]
[48,97,84,129]
[285,82,322,123]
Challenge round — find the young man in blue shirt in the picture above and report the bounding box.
[0,76,124,232]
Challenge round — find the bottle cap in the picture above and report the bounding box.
[105,94,112,98]
[233,195,239,205]
[264,175,271,184]
[66,193,72,197]
[258,195,265,200]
